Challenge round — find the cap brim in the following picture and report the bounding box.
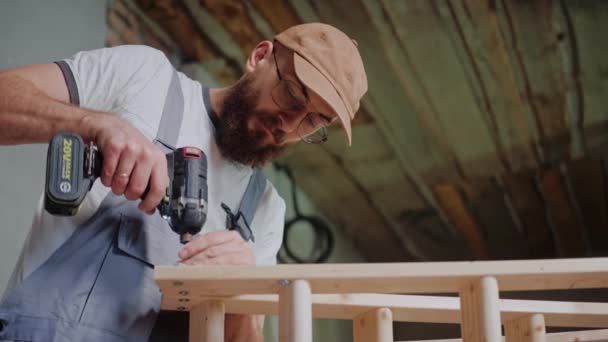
[292,53,352,145]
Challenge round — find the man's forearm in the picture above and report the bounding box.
[0,73,101,145]
[225,314,264,342]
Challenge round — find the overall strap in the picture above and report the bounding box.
[153,69,184,153]
[221,169,267,242]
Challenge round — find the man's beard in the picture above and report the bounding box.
[215,76,286,168]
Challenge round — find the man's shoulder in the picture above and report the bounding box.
[68,44,172,76]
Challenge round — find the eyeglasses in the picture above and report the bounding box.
[271,47,332,144]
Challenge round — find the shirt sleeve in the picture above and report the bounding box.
[251,182,286,266]
[58,45,174,139]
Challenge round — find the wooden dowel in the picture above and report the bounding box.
[353,307,393,342]
[279,279,312,342]
[459,276,502,342]
[189,300,225,342]
[505,314,546,342]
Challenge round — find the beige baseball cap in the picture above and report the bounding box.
[275,23,368,145]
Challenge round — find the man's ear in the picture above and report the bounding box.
[245,40,273,74]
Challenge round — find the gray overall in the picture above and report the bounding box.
[0,69,266,342]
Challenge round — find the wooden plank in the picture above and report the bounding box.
[539,166,588,257]
[189,300,225,342]
[566,158,608,256]
[433,183,492,260]
[462,178,529,259]
[400,329,608,342]
[502,172,556,258]
[155,257,608,296]
[504,314,546,342]
[134,0,239,84]
[353,308,393,342]
[162,293,608,328]
[279,279,312,342]
[544,329,608,342]
[459,277,502,342]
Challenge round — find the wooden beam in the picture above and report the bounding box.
[353,308,393,342]
[399,329,608,342]
[539,166,588,257]
[279,279,312,342]
[162,293,608,328]
[189,300,225,342]
[433,183,492,260]
[459,277,502,342]
[155,257,608,296]
[504,314,546,342]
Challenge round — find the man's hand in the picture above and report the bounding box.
[87,114,169,214]
[178,230,255,265]
[179,230,263,342]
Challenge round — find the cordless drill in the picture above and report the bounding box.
[44,132,208,244]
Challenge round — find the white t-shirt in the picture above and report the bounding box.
[6,45,285,293]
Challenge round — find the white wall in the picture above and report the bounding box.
[0,0,107,295]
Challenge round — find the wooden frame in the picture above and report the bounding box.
[155,258,608,341]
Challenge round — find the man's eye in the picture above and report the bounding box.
[287,98,306,112]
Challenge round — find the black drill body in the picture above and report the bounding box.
[44,132,208,243]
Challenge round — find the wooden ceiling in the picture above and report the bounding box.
[106,0,608,262]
